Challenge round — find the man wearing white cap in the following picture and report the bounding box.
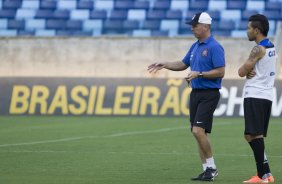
[148,12,225,181]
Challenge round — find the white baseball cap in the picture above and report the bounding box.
[186,12,212,25]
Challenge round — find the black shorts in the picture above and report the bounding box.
[244,98,272,137]
[189,89,220,133]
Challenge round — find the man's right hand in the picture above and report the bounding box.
[147,63,165,73]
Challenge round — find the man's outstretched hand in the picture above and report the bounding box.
[147,63,165,73]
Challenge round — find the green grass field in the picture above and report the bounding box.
[0,116,281,184]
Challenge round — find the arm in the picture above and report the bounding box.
[185,67,225,81]
[147,61,188,73]
[238,45,265,77]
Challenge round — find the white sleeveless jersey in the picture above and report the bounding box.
[243,40,277,101]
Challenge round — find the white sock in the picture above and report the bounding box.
[264,153,268,163]
[206,157,216,169]
[202,163,207,171]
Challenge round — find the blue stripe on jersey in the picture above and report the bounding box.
[258,38,274,48]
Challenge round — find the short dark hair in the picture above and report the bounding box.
[248,14,269,36]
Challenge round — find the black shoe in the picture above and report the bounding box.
[191,171,205,181]
[201,167,218,181]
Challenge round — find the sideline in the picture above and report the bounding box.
[0,126,187,148]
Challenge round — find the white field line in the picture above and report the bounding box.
[106,126,186,138]
[0,126,187,148]
[0,150,281,159]
[0,121,281,158]
[0,121,234,148]
[0,136,98,148]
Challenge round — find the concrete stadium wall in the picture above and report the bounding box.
[0,37,281,79]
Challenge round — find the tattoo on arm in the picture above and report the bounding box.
[248,46,262,62]
[238,46,262,77]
